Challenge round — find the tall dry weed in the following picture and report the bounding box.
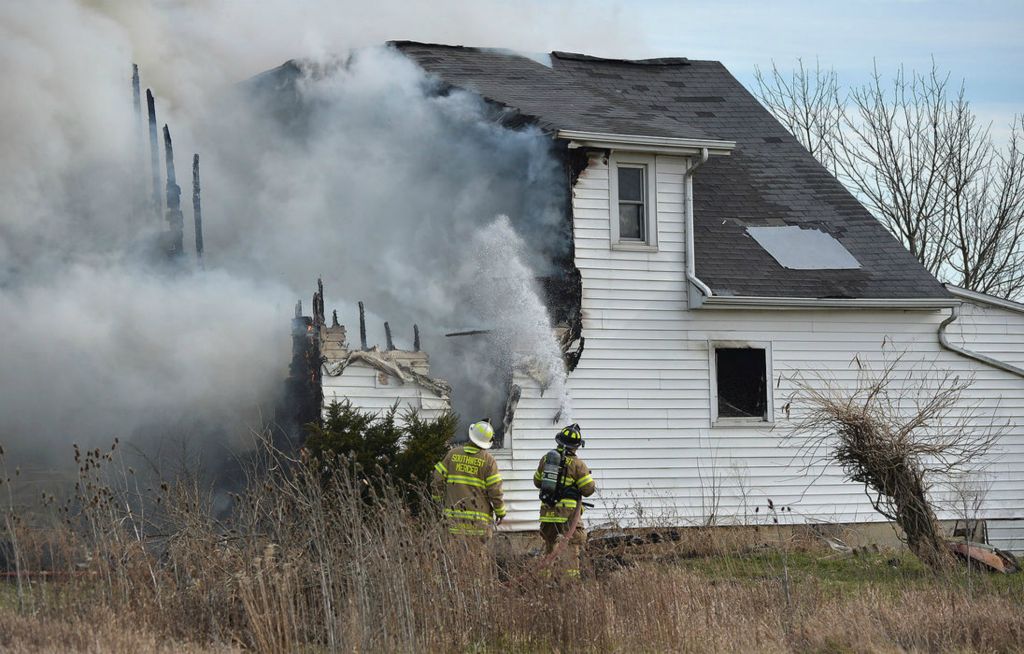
[0,432,1021,653]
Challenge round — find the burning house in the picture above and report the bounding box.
[286,280,452,435]
[273,43,1024,553]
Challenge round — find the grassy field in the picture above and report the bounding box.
[1,440,1020,652]
[1,536,1021,653]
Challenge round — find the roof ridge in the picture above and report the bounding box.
[389,41,698,66]
[552,51,691,66]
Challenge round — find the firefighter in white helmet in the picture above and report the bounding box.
[431,419,506,539]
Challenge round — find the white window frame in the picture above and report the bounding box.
[609,152,658,250]
[708,340,774,427]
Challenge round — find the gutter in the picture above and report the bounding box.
[685,148,713,308]
[939,304,1024,379]
[558,130,735,157]
[699,296,957,310]
[945,284,1024,316]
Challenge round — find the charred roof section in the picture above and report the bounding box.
[391,41,720,141]
[392,41,950,301]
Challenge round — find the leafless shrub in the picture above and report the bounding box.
[787,356,1001,571]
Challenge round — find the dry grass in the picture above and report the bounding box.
[0,435,1022,653]
[0,608,239,653]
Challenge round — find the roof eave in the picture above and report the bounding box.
[945,284,1024,315]
[557,129,735,156]
[696,295,957,310]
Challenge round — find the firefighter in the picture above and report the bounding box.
[533,424,596,578]
[431,420,506,539]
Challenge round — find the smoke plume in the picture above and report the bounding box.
[0,1,624,474]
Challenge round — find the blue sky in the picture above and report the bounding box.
[600,0,1023,139]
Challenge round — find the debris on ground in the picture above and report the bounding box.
[948,541,1020,574]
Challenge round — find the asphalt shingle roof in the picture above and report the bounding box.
[392,41,950,301]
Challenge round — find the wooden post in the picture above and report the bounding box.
[358,301,367,350]
[162,125,184,258]
[192,154,204,267]
[146,89,161,220]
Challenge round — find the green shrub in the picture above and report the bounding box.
[304,400,456,508]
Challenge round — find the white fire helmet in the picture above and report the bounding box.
[467,420,495,450]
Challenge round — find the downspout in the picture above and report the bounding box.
[939,304,1024,378]
[685,147,712,308]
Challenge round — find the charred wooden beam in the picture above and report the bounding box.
[131,65,141,123]
[281,311,321,447]
[331,310,340,328]
[445,329,492,337]
[500,383,522,449]
[312,278,325,327]
[146,89,161,220]
[192,154,204,266]
[384,322,394,351]
[132,65,145,222]
[358,301,367,350]
[162,124,185,258]
[413,324,421,352]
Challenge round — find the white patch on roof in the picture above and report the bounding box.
[747,226,861,270]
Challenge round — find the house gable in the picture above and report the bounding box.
[392,41,951,303]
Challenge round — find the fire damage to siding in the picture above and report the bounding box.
[281,280,454,445]
[279,143,589,448]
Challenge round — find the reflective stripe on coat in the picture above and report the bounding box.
[431,444,505,536]
[533,453,596,524]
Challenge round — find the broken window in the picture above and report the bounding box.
[713,346,770,422]
[609,152,657,248]
[617,165,646,241]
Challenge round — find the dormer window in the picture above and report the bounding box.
[609,152,657,249]
[617,166,646,240]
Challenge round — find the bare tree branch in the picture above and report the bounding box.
[756,60,1024,299]
[786,356,1003,571]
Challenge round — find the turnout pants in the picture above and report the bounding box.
[540,522,587,578]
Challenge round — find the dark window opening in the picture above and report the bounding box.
[618,165,646,241]
[715,347,767,419]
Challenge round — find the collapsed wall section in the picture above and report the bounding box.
[281,281,453,439]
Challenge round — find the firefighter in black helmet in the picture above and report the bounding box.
[533,424,596,578]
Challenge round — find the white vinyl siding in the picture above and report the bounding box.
[322,363,448,423]
[945,299,1024,369]
[495,150,1024,534]
[989,519,1024,554]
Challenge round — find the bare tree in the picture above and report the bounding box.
[788,357,1000,571]
[755,61,1024,298]
[754,59,842,172]
[946,115,1024,297]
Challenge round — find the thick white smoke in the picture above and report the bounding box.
[0,1,622,470]
[458,217,574,422]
